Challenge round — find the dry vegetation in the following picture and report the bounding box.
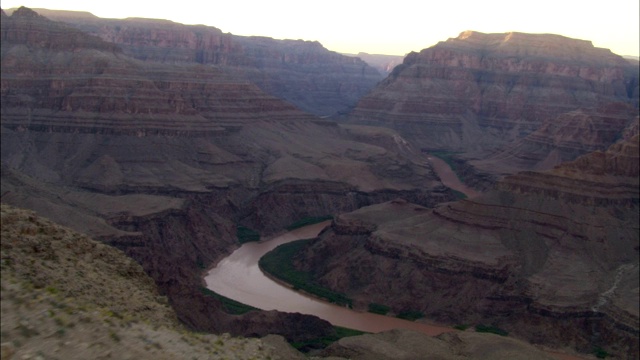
[0,204,283,360]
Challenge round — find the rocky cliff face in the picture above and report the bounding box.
[348,31,639,176]
[295,136,640,358]
[1,7,451,343]
[7,7,382,117]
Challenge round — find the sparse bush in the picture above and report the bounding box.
[259,239,353,307]
[285,215,333,231]
[593,346,609,358]
[475,324,508,336]
[236,226,260,244]
[110,331,121,342]
[396,310,424,321]
[367,303,390,315]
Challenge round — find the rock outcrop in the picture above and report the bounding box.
[0,204,286,360]
[295,136,640,359]
[5,7,383,117]
[320,329,558,360]
[1,204,593,359]
[348,31,639,176]
[1,7,451,343]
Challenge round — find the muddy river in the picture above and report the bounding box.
[203,156,585,359]
[204,221,452,335]
[204,155,479,335]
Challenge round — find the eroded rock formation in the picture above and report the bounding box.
[295,136,640,358]
[348,31,639,176]
[5,7,383,117]
[0,7,450,342]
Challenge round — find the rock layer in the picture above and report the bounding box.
[296,136,639,358]
[5,7,383,117]
[348,31,639,175]
[1,7,451,343]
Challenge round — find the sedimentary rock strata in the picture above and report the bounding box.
[1,7,451,342]
[296,136,639,358]
[348,30,638,175]
[6,7,382,117]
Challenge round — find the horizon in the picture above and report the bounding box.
[1,0,639,58]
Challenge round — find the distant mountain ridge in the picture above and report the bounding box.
[347,30,639,177]
[342,52,405,75]
[4,7,383,117]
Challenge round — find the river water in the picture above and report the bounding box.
[203,157,585,359]
[203,155,479,335]
[425,154,481,198]
[204,221,452,335]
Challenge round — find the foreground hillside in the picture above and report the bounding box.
[0,204,284,359]
[0,204,582,360]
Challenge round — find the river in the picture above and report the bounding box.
[204,154,481,336]
[204,157,586,359]
[204,221,452,335]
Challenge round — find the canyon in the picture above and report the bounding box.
[0,6,452,344]
[294,135,639,358]
[1,6,638,359]
[4,7,383,118]
[347,30,638,179]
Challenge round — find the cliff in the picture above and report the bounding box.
[348,31,639,175]
[1,7,452,343]
[5,7,383,117]
[295,136,640,358]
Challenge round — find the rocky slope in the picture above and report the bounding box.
[0,204,287,360]
[348,31,639,176]
[295,136,640,359]
[1,204,591,360]
[319,329,559,360]
[5,7,383,117]
[1,7,452,342]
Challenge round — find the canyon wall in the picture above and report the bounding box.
[348,31,639,176]
[0,7,451,342]
[296,136,639,358]
[6,7,383,117]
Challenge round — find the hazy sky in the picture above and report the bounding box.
[2,0,639,57]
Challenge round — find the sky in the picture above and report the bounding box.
[1,0,639,57]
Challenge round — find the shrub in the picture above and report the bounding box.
[368,303,390,315]
[285,215,333,231]
[475,324,509,336]
[199,287,257,315]
[259,239,352,307]
[236,226,260,244]
[396,310,425,321]
[593,346,609,359]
